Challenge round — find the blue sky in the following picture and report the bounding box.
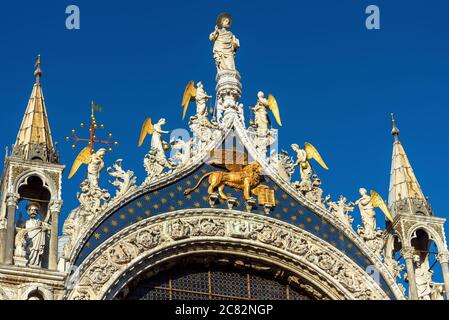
[0,0,448,243]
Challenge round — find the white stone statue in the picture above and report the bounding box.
[304,176,325,207]
[194,82,212,121]
[150,119,169,156]
[182,81,215,127]
[414,255,433,300]
[355,188,385,256]
[22,203,50,267]
[209,13,240,72]
[87,148,107,189]
[79,179,110,217]
[325,195,355,227]
[291,144,312,184]
[355,188,377,238]
[139,118,176,183]
[253,91,270,132]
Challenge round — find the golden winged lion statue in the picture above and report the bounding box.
[184,149,268,201]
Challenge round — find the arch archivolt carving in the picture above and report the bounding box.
[66,210,394,300]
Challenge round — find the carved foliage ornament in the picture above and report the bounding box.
[68,215,387,300]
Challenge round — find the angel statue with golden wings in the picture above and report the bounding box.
[209,13,240,72]
[253,91,282,132]
[139,118,175,182]
[67,147,111,226]
[181,81,213,124]
[355,188,393,255]
[68,147,107,189]
[291,142,328,186]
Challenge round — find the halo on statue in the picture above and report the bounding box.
[216,12,232,28]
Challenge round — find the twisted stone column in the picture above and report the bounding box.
[437,251,449,300]
[402,246,418,300]
[4,193,19,265]
[48,200,63,270]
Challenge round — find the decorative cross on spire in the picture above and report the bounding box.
[66,100,118,154]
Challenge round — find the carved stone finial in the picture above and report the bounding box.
[391,113,400,140]
[34,54,43,83]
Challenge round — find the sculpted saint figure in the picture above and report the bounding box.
[355,188,377,238]
[414,256,433,300]
[291,143,313,184]
[87,148,107,189]
[253,91,270,132]
[194,82,212,120]
[209,13,240,72]
[139,118,175,182]
[150,118,169,156]
[23,202,50,267]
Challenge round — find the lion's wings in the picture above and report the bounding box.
[208,149,249,172]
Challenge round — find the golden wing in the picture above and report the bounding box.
[208,149,248,172]
[68,147,92,179]
[267,94,282,127]
[304,142,329,170]
[138,118,154,147]
[370,190,393,222]
[181,80,197,120]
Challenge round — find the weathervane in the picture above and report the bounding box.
[66,100,118,179]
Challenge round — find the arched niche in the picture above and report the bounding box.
[19,284,53,300]
[16,175,51,221]
[26,290,45,300]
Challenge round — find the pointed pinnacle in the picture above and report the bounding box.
[391,113,400,141]
[34,54,42,83]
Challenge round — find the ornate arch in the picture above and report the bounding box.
[18,283,54,300]
[14,169,58,199]
[407,224,446,252]
[65,210,397,300]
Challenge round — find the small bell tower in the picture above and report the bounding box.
[0,55,65,271]
[384,114,449,300]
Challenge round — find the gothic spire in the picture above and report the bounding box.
[12,55,58,163]
[388,114,430,217]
